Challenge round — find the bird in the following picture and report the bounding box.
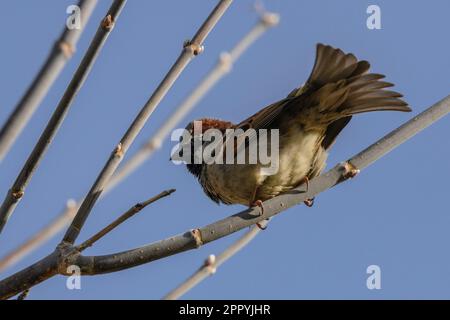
[173,43,411,216]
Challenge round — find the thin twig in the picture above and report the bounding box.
[0,0,98,163]
[163,220,268,300]
[0,0,127,236]
[61,0,233,245]
[77,189,175,252]
[0,94,449,299]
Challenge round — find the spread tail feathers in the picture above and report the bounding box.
[299,44,411,125]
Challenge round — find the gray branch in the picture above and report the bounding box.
[61,0,233,245]
[0,0,127,236]
[1,94,448,299]
[0,0,98,163]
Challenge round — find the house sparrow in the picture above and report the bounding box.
[174,44,410,214]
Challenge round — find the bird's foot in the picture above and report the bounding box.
[341,161,360,180]
[256,220,268,230]
[250,199,264,216]
[304,197,315,207]
[250,200,267,230]
[302,176,310,192]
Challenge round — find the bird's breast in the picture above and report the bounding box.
[258,126,327,198]
[200,125,328,205]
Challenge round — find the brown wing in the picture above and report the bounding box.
[321,116,352,150]
[234,98,292,131]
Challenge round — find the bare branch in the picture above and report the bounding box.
[0,0,127,236]
[0,94,449,299]
[62,0,233,245]
[163,220,268,300]
[77,189,175,252]
[0,0,98,163]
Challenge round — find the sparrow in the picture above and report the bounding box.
[174,44,411,214]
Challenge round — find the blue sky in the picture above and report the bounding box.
[0,0,449,299]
